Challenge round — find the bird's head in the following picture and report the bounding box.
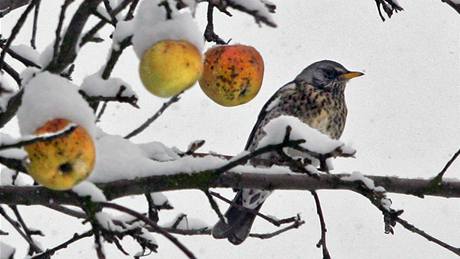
[295,60,363,92]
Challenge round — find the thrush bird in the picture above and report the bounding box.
[212,60,363,245]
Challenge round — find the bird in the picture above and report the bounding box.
[211,60,363,245]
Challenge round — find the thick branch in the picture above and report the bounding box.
[1,171,459,206]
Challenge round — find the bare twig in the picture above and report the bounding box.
[31,230,93,259]
[46,0,103,73]
[310,191,331,259]
[209,191,298,227]
[203,189,225,223]
[103,0,118,24]
[395,217,460,256]
[249,217,304,239]
[53,0,75,61]
[0,206,42,254]
[433,148,460,182]
[204,2,226,44]
[124,93,182,139]
[30,0,41,49]
[125,0,139,20]
[0,0,39,70]
[0,0,30,17]
[1,61,21,85]
[442,0,460,14]
[100,202,197,259]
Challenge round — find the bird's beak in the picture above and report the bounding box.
[339,71,364,81]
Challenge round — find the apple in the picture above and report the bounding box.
[199,44,264,106]
[25,118,95,190]
[139,40,203,97]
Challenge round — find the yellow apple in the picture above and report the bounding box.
[139,40,203,97]
[25,119,95,190]
[199,44,264,107]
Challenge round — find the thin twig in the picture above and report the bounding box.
[30,0,41,49]
[103,0,118,24]
[1,61,21,85]
[125,0,139,20]
[53,0,75,61]
[249,218,304,239]
[204,2,226,44]
[209,191,298,227]
[203,189,226,223]
[434,148,460,181]
[100,202,197,259]
[311,191,331,259]
[0,124,77,151]
[395,217,460,256]
[0,0,39,70]
[125,93,182,139]
[0,40,41,68]
[31,231,93,259]
[0,206,42,254]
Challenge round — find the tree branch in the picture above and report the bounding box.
[2,171,457,206]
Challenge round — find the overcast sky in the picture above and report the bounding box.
[1,0,459,258]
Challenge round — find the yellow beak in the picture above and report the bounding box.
[339,71,364,80]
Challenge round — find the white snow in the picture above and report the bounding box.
[96,211,124,232]
[228,0,275,25]
[137,141,180,162]
[0,241,15,259]
[0,168,34,186]
[9,44,40,64]
[256,115,345,154]
[72,181,107,202]
[132,0,204,58]
[341,171,387,193]
[0,72,15,112]
[305,164,320,175]
[80,73,137,99]
[88,132,227,183]
[451,0,460,3]
[150,192,169,207]
[341,171,377,190]
[112,20,135,51]
[17,71,96,138]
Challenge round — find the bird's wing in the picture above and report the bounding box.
[244,81,297,150]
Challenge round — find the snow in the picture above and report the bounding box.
[0,241,15,259]
[72,181,107,202]
[256,115,346,154]
[137,141,180,162]
[38,44,54,67]
[132,0,204,58]
[163,214,209,230]
[228,0,275,25]
[341,171,377,190]
[451,0,460,3]
[0,168,34,186]
[9,44,40,64]
[305,164,320,175]
[112,20,135,51]
[89,132,226,183]
[150,192,169,207]
[0,73,15,112]
[80,73,137,99]
[17,71,96,138]
[96,211,125,232]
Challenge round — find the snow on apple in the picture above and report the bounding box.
[17,71,96,138]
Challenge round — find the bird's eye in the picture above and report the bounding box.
[323,69,336,79]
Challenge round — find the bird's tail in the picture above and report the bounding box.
[212,191,261,245]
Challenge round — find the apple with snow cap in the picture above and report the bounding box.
[25,119,95,190]
[139,40,203,97]
[199,44,264,106]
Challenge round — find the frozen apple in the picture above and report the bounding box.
[139,40,203,97]
[199,44,264,106]
[25,119,95,190]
